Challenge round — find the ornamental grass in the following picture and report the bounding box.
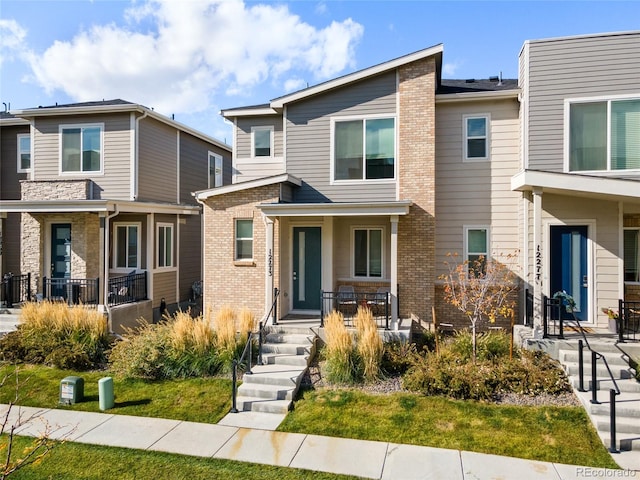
[323,310,357,384]
[354,306,383,382]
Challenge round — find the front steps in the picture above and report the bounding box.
[0,308,21,334]
[233,326,317,415]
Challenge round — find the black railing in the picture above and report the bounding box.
[107,271,147,307]
[617,299,640,342]
[43,277,99,305]
[320,289,391,329]
[542,295,564,338]
[1,273,31,308]
[524,288,533,326]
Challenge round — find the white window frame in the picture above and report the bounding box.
[351,226,385,279]
[624,227,640,284]
[330,114,397,184]
[156,223,174,269]
[463,114,490,162]
[208,151,223,188]
[464,226,490,271]
[251,126,274,158]
[17,133,31,173]
[235,218,254,261]
[59,123,104,175]
[113,222,141,271]
[564,94,640,173]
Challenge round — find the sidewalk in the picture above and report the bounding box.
[2,404,631,480]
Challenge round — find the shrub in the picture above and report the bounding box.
[323,310,358,384]
[0,301,111,370]
[381,340,417,376]
[448,330,512,363]
[109,320,171,379]
[354,307,383,382]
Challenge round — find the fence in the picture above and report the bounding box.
[42,277,99,305]
[320,289,391,329]
[107,271,147,307]
[618,299,640,342]
[1,273,31,307]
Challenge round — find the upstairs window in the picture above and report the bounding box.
[61,124,103,173]
[624,228,640,283]
[114,223,140,269]
[569,98,640,172]
[17,134,31,172]
[464,115,490,161]
[208,152,223,188]
[252,126,273,157]
[353,228,383,278]
[157,223,174,268]
[334,117,395,181]
[465,227,489,275]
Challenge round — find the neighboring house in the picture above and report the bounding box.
[513,31,640,329]
[0,100,231,331]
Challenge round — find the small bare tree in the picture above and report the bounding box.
[440,251,519,363]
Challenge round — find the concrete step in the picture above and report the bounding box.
[570,376,640,393]
[559,349,629,366]
[565,363,634,379]
[266,325,318,335]
[242,365,307,388]
[602,435,640,452]
[589,399,640,418]
[260,343,312,356]
[237,382,295,401]
[264,332,315,344]
[595,414,640,434]
[261,353,309,366]
[234,395,291,414]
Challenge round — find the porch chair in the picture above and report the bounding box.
[367,286,390,316]
[337,285,357,315]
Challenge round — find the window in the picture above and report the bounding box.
[334,117,395,181]
[17,134,31,172]
[114,223,140,269]
[464,115,489,161]
[624,229,640,283]
[208,152,223,188]
[60,124,103,173]
[569,98,640,172]
[252,126,272,157]
[157,223,173,268]
[235,219,253,261]
[353,228,383,278]
[465,227,489,274]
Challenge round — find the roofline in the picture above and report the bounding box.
[221,107,280,118]
[194,173,302,201]
[0,199,201,215]
[525,30,640,46]
[271,44,442,108]
[11,103,231,152]
[436,89,520,104]
[258,201,413,217]
[0,117,30,126]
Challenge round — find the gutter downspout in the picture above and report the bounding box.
[133,110,149,201]
[104,205,119,332]
[193,193,206,313]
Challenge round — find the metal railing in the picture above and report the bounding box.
[617,299,640,342]
[107,272,147,307]
[542,295,565,339]
[524,288,533,326]
[1,273,31,307]
[42,277,99,305]
[320,289,391,329]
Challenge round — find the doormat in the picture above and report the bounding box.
[564,326,595,333]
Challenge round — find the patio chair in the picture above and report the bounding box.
[367,286,390,316]
[337,285,357,315]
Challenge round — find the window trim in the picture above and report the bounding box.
[235,218,254,262]
[464,226,490,272]
[113,222,141,272]
[463,114,490,162]
[351,226,385,279]
[330,114,397,184]
[208,151,223,188]
[17,133,31,173]
[251,126,274,158]
[59,123,104,175]
[624,227,640,284]
[156,222,174,269]
[564,94,640,173]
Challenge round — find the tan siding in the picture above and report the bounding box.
[138,117,177,202]
[2,214,22,273]
[179,214,202,301]
[153,270,177,306]
[179,133,231,203]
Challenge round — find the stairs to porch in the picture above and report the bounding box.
[0,308,21,334]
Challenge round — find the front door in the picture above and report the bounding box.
[293,227,321,310]
[51,224,72,297]
[550,225,588,321]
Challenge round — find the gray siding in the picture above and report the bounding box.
[524,32,640,172]
[2,214,22,274]
[138,117,178,203]
[32,114,132,199]
[1,124,29,200]
[179,132,231,204]
[286,71,398,202]
[236,115,283,158]
[178,214,201,301]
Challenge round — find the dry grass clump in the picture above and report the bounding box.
[238,308,256,345]
[171,310,215,356]
[354,306,383,382]
[323,310,356,384]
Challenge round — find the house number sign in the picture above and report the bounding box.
[268,249,273,277]
[535,244,542,284]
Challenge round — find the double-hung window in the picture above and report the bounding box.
[465,227,489,275]
[114,223,140,269]
[157,223,174,268]
[208,152,223,188]
[235,219,253,261]
[17,134,31,172]
[463,115,490,161]
[624,228,640,283]
[353,228,383,278]
[60,124,103,173]
[568,97,640,172]
[252,126,273,157]
[334,117,395,181]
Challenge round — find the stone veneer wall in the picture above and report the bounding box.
[202,184,280,319]
[397,56,436,322]
[21,179,93,200]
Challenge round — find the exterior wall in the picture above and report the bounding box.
[522,32,640,172]
[1,124,29,200]
[2,214,22,275]
[179,132,231,204]
[32,114,132,199]
[202,184,281,320]
[109,213,148,271]
[624,214,640,302]
[138,117,178,203]
[236,115,284,159]
[21,179,94,200]
[285,71,397,202]
[153,270,177,307]
[178,214,201,301]
[397,57,436,322]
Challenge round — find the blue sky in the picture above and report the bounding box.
[1,0,639,143]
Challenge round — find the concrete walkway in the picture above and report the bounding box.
[2,404,633,479]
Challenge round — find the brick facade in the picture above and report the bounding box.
[397,57,436,322]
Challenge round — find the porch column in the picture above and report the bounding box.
[0,213,5,282]
[532,187,543,334]
[390,215,399,330]
[263,214,275,324]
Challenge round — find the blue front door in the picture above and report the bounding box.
[293,227,321,310]
[550,225,588,321]
[51,223,72,298]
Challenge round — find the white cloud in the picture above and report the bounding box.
[0,19,27,67]
[27,0,363,116]
[283,77,307,92]
[443,61,462,77]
